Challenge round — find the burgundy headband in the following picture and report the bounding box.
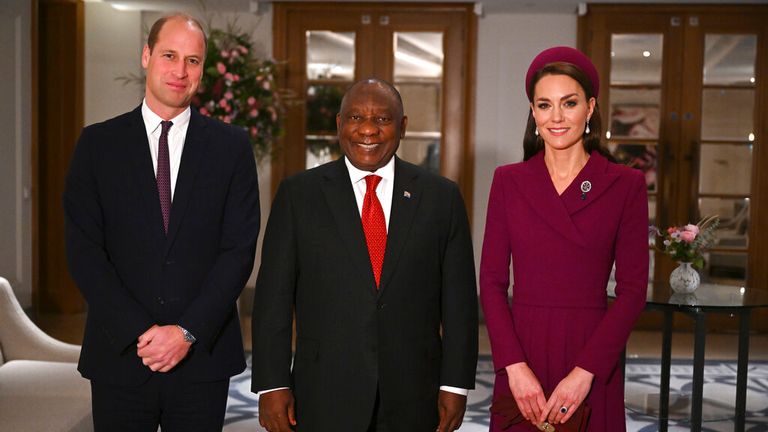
[525,46,599,101]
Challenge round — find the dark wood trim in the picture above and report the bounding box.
[31,0,39,314]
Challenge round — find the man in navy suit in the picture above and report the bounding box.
[64,13,260,431]
[252,79,478,432]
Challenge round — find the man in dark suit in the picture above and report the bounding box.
[252,78,478,432]
[64,13,260,431]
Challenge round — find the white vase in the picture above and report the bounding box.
[670,262,700,294]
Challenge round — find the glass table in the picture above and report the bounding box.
[617,282,768,432]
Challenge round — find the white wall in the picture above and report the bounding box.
[0,1,33,306]
[84,2,143,125]
[472,13,577,271]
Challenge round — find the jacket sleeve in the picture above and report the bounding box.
[64,127,155,353]
[479,167,528,372]
[250,180,297,392]
[176,129,261,351]
[439,184,479,389]
[574,170,648,382]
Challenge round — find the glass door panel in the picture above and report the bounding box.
[393,32,444,174]
[305,31,356,168]
[696,34,757,285]
[606,33,664,278]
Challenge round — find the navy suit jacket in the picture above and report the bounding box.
[64,105,260,385]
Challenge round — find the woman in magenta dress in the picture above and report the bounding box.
[480,47,649,432]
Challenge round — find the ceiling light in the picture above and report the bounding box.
[750,77,756,83]
[605,131,611,140]
[642,51,651,58]
[748,133,755,142]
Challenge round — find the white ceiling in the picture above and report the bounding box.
[100,0,766,15]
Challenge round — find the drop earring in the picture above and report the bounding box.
[585,119,591,135]
[535,127,539,136]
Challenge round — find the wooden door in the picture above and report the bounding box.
[580,4,768,330]
[272,2,476,214]
[36,0,85,313]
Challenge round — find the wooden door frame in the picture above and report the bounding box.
[271,2,476,219]
[579,4,768,331]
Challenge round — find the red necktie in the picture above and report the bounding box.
[362,175,387,288]
[157,120,173,234]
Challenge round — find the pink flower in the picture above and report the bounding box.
[239,45,248,54]
[217,62,226,75]
[250,126,259,136]
[667,227,677,235]
[684,224,700,235]
[262,81,271,90]
[219,99,228,108]
[199,107,209,116]
[221,50,229,58]
[225,72,234,82]
[249,109,259,118]
[680,230,696,243]
[232,74,240,82]
[222,115,231,124]
[231,50,240,58]
[247,96,256,105]
[224,91,234,100]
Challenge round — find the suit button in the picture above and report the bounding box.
[157,296,165,305]
[377,303,386,310]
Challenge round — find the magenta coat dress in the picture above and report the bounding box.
[480,151,649,432]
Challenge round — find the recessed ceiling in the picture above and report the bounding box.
[99,0,766,15]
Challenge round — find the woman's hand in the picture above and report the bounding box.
[539,366,594,425]
[505,362,546,425]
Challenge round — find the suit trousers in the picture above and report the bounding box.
[91,373,229,432]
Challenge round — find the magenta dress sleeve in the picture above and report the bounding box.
[480,167,527,372]
[574,170,649,382]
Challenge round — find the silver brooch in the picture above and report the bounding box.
[580,180,592,200]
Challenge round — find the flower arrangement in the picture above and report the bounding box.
[191,25,282,160]
[651,215,720,269]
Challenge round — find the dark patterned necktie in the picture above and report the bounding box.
[362,175,387,288]
[157,120,173,234]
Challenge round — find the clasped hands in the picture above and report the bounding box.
[136,324,192,372]
[258,389,467,432]
[505,362,594,428]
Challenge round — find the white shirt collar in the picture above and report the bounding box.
[344,156,396,186]
[141,99,191,135]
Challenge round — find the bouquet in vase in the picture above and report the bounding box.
[651,215,720,269]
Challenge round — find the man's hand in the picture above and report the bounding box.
[539,366,593,425]
[259,389,296,432]
[136,325,192,372]
[505,362,546,425]
[437,390,466,432]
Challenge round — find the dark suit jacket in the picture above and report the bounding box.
[251,157,478,432]
[64,105,260,386]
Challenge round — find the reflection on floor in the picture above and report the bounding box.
[223,355,768,432]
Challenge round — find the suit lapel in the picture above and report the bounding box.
[125,106,166,245]
[163,110,209,258]
[513,151,586,246]
[378,158,421,295]
[320,158,379,296]
[559,152,621,216]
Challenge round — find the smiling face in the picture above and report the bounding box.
[530,73,595,153]
[141,17,205,119]
[336,82,408,172]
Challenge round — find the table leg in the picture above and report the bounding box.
[691,310,706,432]
[735,310,751,432]
[659,309,673,432]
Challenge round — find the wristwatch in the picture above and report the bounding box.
[176,325,197,344]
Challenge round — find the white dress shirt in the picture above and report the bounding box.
[141,100,191,200]
[260,157,467,397]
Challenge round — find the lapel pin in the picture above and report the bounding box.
[580,180,592,200]
[403,191,411,199]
